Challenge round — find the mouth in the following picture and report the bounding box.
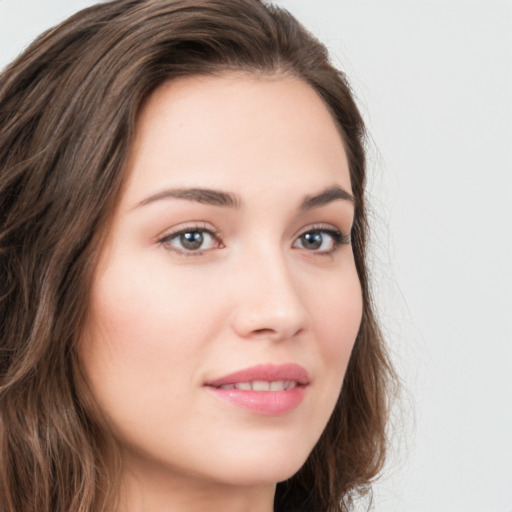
[213,380,300,391]
[204,364,309,415]
[205,363,309,388]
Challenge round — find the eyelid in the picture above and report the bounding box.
[156,221,351,257]
[296,223,350,240]
[293,223,351,254]
[157,222,223,256]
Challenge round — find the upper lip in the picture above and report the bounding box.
[205,363,310,387]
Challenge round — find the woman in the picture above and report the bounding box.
[0,1,395,511]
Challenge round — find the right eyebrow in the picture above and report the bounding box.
[135,187,242,209]
[299,185,355,212]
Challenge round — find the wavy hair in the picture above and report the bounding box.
[0,1,395,511]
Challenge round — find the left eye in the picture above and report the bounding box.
[161,229,219,253]
[293,229,343,253]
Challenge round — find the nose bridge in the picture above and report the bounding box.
[230,241,311,340]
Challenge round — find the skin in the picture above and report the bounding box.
[80,72,363,512]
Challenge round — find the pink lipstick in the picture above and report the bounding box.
[205,363,309,415]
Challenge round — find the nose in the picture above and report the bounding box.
[230,251,311,342]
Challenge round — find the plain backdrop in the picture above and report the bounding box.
[1,1,511,511]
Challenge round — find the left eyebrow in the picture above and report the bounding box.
[135,187,241,209]
[299,185,355,212]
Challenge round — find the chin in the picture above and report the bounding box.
[198,440,312,487]
[211,462,304,487]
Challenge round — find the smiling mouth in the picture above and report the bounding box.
[205,363,309,389]
[204,364,309,415]
[213,380,299,391]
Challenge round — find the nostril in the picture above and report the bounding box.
[250,326,304,339]
[252,328,276,336]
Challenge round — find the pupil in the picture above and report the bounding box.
[302,231,322,250]
[181,231,203,250]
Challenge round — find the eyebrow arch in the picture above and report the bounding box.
[136,187,241,209]
[135,184,353,211]
[299,185,355,211]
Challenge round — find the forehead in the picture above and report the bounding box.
[121,72,351,207]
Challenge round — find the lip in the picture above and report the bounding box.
[205,363,309,387]
[204,363,309,416]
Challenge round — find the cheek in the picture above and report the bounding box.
[85,251,213,348]
[78,256,216,412]
[312,265,363,358]
[78,265,223,459]
[306,263,363,404]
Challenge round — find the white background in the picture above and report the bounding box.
[1,1,511,511]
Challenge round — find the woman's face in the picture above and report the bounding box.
[80,73,362,492]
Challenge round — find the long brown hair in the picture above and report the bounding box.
[0,1,395,511]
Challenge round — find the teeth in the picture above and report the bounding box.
[270,380,285,391]
[252,380,270,391]
[218,380,298,391]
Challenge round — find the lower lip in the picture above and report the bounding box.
[206,386,306,415]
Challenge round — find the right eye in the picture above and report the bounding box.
[159,227,222,255]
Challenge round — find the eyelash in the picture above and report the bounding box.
[158,223,223,257]
[158,223,351,257]
[293,225,351,255]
